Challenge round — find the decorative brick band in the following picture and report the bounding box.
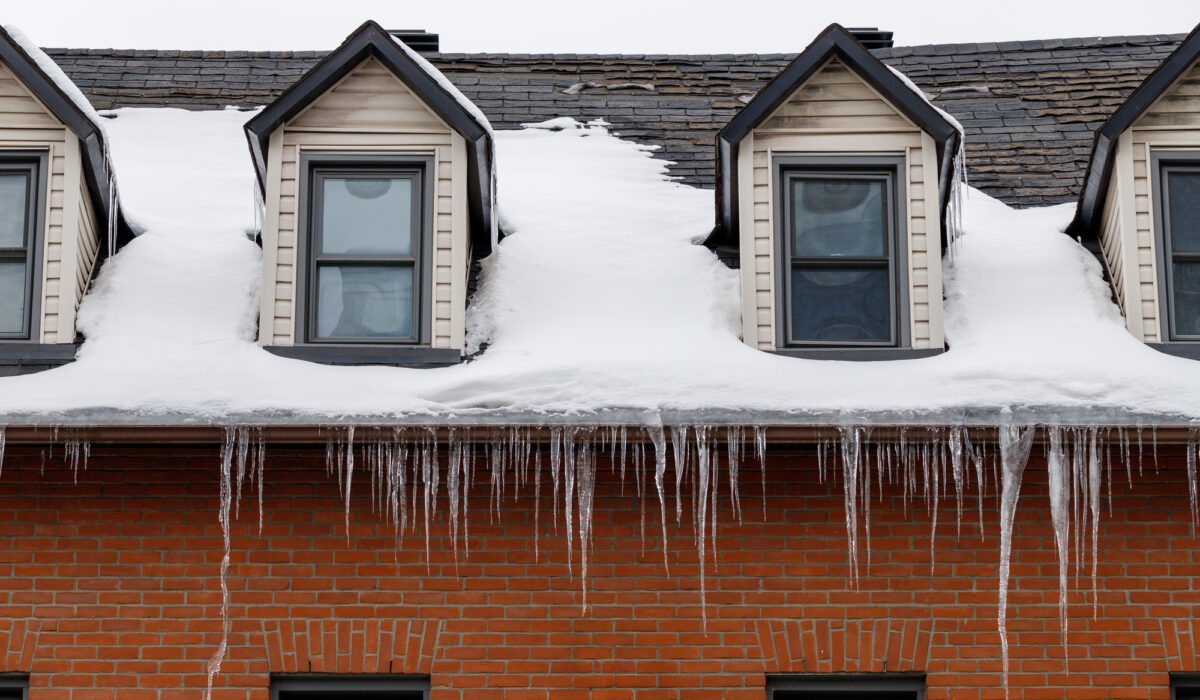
[0,619,39,673]
[1162,617,1200,673]
[263,619,442,675]
[757,618,933,674]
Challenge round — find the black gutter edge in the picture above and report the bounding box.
[263,345,463,367]
[1145,343,1200,361]
[1068,21,1200,241]
[0,26,131,258]
[770,346,944,362]
[705,23,960,258]
[243,19,494,259]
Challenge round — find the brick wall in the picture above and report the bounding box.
[0,441,1196,699]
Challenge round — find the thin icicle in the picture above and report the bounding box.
[695,426,712,629]
[727,426,743,525]
[576,434,597,611]
[1046,426,1071,671]
[838,426,863,587]
[649,425,669,573]
[949,426,965,536]
[344,426,355,544]
[205,427,236,700]
[754,426,767,517]
[996,423,1034,700]
[1188,428,1199,536]
[0,426,6,478]
[671,426,688,523]
[1088,428,1101,618]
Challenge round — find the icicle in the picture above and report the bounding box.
[205,427,236,700]
[550,428,562,534]
[1045,426,1071,670]
[1189,428,1199,536]
[695,426,712,629]
[727,426,743,525]
[255,429,266,534]
[1088,428,1101,618]
[576,434,597,612]
[447,429,461,565]
[0,426,6,478]
[949,426,965,536]
[838,426,863,587]
[563,428,577,578]
[649,425,669,573]
[996,423,1033,700]
[344,426,355,544]
[929,433,940,572]
[533,436,543,561]
[671,426,688,523]
[754,426,767,516]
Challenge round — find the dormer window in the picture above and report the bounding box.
[778,157,906,347]
[1070,22,1200,358]
[246,21,496,367]
[300,155,431,345]
[705,24,960,360]
[0,154,43,339]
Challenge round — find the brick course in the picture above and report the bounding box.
[0,441,1196,698]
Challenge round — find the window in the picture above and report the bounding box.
[298,153,433,346]
[0,675,28,700]
[270,675,428,699]
[767,675,923,700]
[1175,674,1200,700]
[1156,158,1200,341]
[0,153,44,341]
[775,155,907,350]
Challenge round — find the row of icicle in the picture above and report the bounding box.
[0,423,1197,700]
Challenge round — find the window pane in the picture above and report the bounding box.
[1172,261,1200,337]
[320,176,413,255]
[791,266,890,342]
[0,261,28,334]
[792,178,886,257]
[0,173,30,248]
[316,265,413,339]
[1168,171,1200,252]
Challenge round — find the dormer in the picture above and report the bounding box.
[245,21,495,367]
[1070,23,1200,358]
[705,24,961,360]
[0,26,126,376]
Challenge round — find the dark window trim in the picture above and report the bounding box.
[0,675,28,700]
[263,344,460,367]
[270,674,429,700]
[295,152,435,348]
[0,150,47,342]
[1173,673,1200,700]
[773,154,910,350]
[1151,150,1200,343]
[767,674,924,700]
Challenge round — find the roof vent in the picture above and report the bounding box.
[388,29,440,53]
[846,27,894,50]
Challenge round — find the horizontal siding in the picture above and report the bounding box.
[1099,179,1125,311]
[0,64,60,129]
[267,56,464,350]
[76,177,100,308]
[746,56,931,350]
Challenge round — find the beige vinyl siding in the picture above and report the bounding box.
[1098,177,1126,311]
[262,57,468,351]
[75,176,100,307]
[1125,57,1200,341]
[739,57,944,350]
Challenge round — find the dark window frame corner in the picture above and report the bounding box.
[294,151,436,350]
[0,674,29,700]
[1151,151,1200,345]
[1171,673,1200,700]
[772,153,911,353]
[0,150,48,344]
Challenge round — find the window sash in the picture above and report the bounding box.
[304,165,425,344]
[0,159,40,341]
[780,168,901,348]
[1160,163,1200,342]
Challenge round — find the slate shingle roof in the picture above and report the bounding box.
[44,32,1187,208]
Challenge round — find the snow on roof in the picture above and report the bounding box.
[391,36,493,138]
[0,106,1196,426]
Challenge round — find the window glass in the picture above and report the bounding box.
[316,265,413,339]
[791,267,890,342]
[792,178,886,257]
[1168,170,1200,252]
[320,176,413,255]
[0,261,25,333]
[1171,261,1200,337]
[0,173,29,247]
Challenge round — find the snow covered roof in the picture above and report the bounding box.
[0,28,1198,428]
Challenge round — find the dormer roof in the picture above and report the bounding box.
[1069,22,1200,240]
[0,25,130,255]
[705,23,962,253]
[244,20,496,256]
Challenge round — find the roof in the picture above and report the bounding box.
[705,23,962,253]
[42,32,1185,210]
[0,26,132,255]
[1068,23,1200,239]
[244,20,496,257]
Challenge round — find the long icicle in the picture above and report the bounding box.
[1045,426,1071,671]
[650,425,670,573]
[205,427,236,700]
[997,423,1034,700]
